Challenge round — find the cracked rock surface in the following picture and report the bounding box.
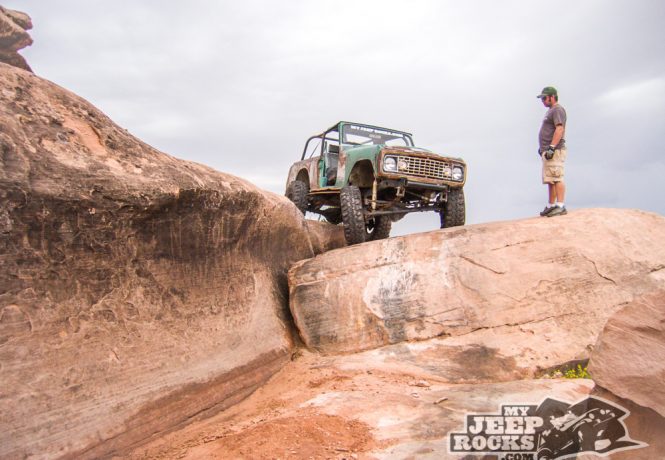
[0,63,344,459]
[289,208,665,362]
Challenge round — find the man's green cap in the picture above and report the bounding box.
[537,86,558,99]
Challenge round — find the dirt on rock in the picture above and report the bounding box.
[125,349,598,460]
[184,412,375,460]
[124,353,381,459]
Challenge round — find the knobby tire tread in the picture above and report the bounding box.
[340,186,367,245]
[440,188,466,228]
[369,216,392,240]
[287,180,308,214]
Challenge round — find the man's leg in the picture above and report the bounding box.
[540,183,557,216]
[547,180,568,217]
[555,181,566,203]
[548,183,556,205]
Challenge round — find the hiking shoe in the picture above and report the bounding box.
[547,206,567,217]
[540,206,556,216]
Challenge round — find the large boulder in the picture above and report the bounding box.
[289,209,665,369]
[0,6,32,72]
[588,290,665,417]
[0,63,343,459]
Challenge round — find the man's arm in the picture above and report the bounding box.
[550,125,564,148]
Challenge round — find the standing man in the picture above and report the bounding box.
[537,86,567,217]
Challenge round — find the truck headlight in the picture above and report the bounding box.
[384,156,397,172]
[452,166,464,181]
[397,159,408,171]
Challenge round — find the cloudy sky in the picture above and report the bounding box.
[7,0,665,235]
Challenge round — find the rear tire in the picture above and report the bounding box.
[286,180,308,214]
[368,216,391,241]
[340,186,367,245]
[440,188,465,228]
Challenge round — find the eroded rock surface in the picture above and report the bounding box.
[0,6,32,71]
[289,208,665,362]
[0,63,343,459]
[127,349,598,460]
[589,290,665,417]
[125,311,664,459]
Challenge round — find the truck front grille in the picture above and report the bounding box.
[396,156,451,180]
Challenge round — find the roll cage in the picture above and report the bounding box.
[300,121,414,160]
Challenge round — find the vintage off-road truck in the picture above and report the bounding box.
[285,121,467,245]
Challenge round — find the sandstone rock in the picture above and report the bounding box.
[588,290,665,418]
[126,348,600,460]
[0,63,341,459]
[289,209,665,360]
[129,340,665,460]
[127,345,661,460]
[0,6,33,72]
[305,220,346,255]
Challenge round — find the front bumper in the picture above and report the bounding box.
[378,178,449,192]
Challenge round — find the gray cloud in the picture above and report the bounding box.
[7,0,665,235]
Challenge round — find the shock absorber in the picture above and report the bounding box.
[372,179,378,211]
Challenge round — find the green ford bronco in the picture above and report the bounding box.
[285,121,467,245]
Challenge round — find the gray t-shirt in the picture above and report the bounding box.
[539,104,567,151]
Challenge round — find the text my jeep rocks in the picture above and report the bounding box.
[285,121,467,245]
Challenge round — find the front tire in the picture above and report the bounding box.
[340,186,392,244]
[286,180,308,214]
[440,188,465,228]
[340,186,367,244]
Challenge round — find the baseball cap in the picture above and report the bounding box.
[537,86,558,99]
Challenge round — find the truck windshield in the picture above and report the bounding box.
[341,124,413,147]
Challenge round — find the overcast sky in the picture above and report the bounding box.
[7,0,665,235]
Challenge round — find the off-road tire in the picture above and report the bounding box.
[340,185,367,245]
[286,180,308,214]
[440,187,465,228]
[368,216,391,241]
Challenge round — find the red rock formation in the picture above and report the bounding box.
[126,211,665,459]
[0,63,343,459]
[289,208,665,369]
[0,6,32,72]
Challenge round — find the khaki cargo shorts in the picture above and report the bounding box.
[542,148,567,184]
